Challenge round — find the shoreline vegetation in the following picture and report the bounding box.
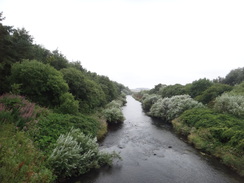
[133,76,244,177]
[0,12,129,183]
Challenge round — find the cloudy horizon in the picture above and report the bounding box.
[1,0,244,89]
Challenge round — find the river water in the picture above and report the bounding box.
[70,95,243,183]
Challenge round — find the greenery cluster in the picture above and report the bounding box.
[133,68,244,176]
[0,124,54,183]
[214,93,244,117]
[0,13,128,182]
[48,128,120,178]
[172,108,244,175]
[149,95,204,121]
[103,97,126,124]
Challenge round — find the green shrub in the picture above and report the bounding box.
[142,94,160,112]
[35,113,99,154]
[0,124,54,183]
[176,107,244,175]
[10,60,68,107]
[194,83,232,105]
[55,92,79,115]
[48,128,119,178]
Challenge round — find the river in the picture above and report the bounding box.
[69,95,243,183]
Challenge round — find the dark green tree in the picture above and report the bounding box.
[195,83,233,105]
[159,84,187,98]
[10,60,69,107]
[189,78,213,98]
[61,68,106,112]
[222,67,244,86]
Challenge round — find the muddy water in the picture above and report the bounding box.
[70,95,243,183]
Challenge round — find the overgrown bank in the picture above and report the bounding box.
[0,13,130,183]
[134,74,244,176]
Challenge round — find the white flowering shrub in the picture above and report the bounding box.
[142,94,161,111]
[103,107,124,123]
[149,95,204,121]
[214,93,244,117]
[48,128,119,178]
[149,98,170,118]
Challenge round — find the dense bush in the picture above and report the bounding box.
[229,81,244,95]
[61,68,106,112]
[141,94,160,112]
[173,108,244,175]
[35,113,99,153]
[0,94,37,130]
[194,83,232,105]
[48,128,119,178]
[214,93,244,117]
[222,67,244,86]
[149,95,204,121]
[10,60,69,107]
[159,84,188,98]
[55,92,79,115]
[189,78,213,98]
[0,124,54,183]
[103,107,124,124]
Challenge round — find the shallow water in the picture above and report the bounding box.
[69,95,243,183]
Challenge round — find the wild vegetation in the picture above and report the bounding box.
[0,13,129,182]
[134,70,244,176]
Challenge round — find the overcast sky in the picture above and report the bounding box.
[1,0,244,89]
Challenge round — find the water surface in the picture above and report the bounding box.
[71,96,243,183]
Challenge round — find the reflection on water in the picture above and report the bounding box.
[66,96,244,183]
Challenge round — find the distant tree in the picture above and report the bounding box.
[189,78,213,98]
[11,28,33,61]
[149,83,166,94]
[222,67,244,86]
[159,84,187,98]
[96,76,120,103]
[10,60,69,107]
[29,44,51,63]
[195,83,233,105]
[47,49,69,70]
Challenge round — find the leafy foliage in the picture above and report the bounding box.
[141,94,161,112]
[159,84,188,98]
[55,92,79,115]
[222,67,244,86]
[103,98,125,124]
[103,107,124,124]
[0,124,54,183]
[48,128,119,178]
[61,67,106,112]
[174,108,244,175]
[194,83,232,105]
[35,113,99,153]
[10,60,69,107]
[189,78,213,98]
[149,95,204,121]
[0,94,36,129]
[214,93,244,117]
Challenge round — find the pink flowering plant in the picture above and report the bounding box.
[0,94,37,130]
